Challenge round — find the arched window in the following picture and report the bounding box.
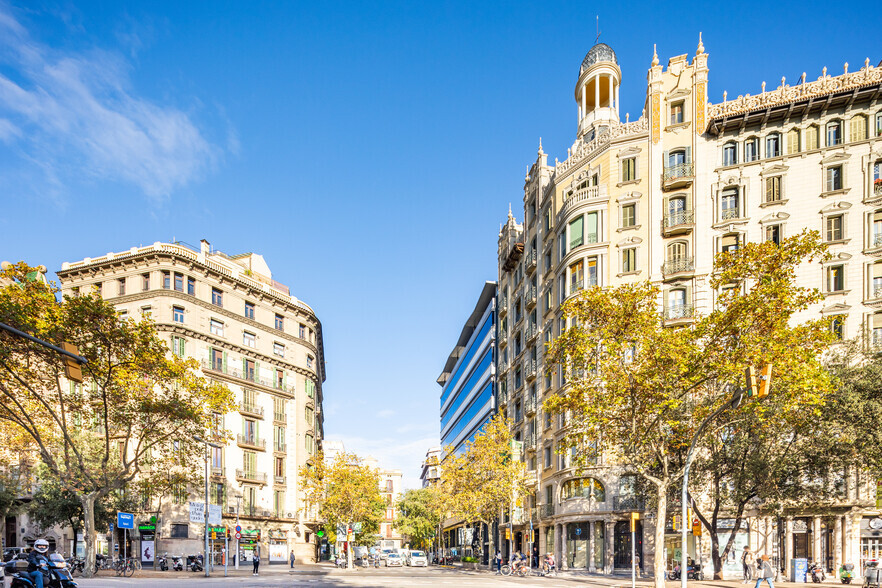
[850,115,868,142]
[786,128,800,154]
[561,477,605,501]
[722,142,737,166]
[744,137,759,162]
[765,132,781,158]
[666,241,688,261]
[805,125,820,150]
[826,120,842,146]
[667,289,688,319]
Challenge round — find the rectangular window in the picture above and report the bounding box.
[274,314,284,331]
[211,446,222,469]
[245,302,255,320]
[545,209,552,231]
[622,204,636,228]
[276,369,284,390]
[851,117,867,142]
[273,342,285,357]
[275,456,284,478]
[187,277,196,295]
[722,189,739,220]
[826,166,843,192]
[172,336,186,357]
[765,225,781,245]
[274,425,286,451]
[787,129,800,154]
[622,158,636,182]
[297,324,305,339]
[744,139,758,162]
[622,248,636,273]
[765,176,781,202]
[274,397,286,422]
[210,348,223,371]
[173,306,184,324]
[722,143,737,166]
[670,101,684,125]
[243,331,256,348]
[211,288,223,307]
[826,215,843,242]
[722,234,740,253]
[306,379,315,398]
[210,319,224,336]
[586,257,598,287]
[162,271,171,289]
[305,434,314,455]
[117,278,126,296]
[828,265,845,292]
[569,216,583,249]
[806,126,819,150]
[585,211,598,243]
[174,273,183,292]
[170,524,188,539]
[831,316,844,340]
[244,359,255,381]
[211,482,225,506]
[569,261,583,294]
[307,355,314,369]
[827,122,842,146]
[141,273,150,291]
[141,305,152,317]
[766,134,780,158]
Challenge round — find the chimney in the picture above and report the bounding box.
[200,239,210,255]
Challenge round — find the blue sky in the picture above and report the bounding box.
[0,1,877,488]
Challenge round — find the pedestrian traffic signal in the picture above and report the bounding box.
[757,364,773,398]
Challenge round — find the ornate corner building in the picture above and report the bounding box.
[497,38,882,576]
[57,240,325,565]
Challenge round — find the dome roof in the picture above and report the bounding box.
[580,43,617,73]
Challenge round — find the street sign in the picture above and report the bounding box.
[235,532,241,539]
[211,531,217,540]
[336,523,347,537]
[109,523,114,533]
[353,522,363,534]
[235,525,242,533]
[208,504,222,525]
[575,527,582,536]
[189,502,205,523]
[117,512,134,530]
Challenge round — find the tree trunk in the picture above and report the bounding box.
[654,484,668,588]
[488,518,496,570]
[80,492,98,578]
[711,531,722,579]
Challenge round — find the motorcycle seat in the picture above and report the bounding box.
[11,560,30,571]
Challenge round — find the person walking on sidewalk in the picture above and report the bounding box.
[494,551,501,574]
[290,550,296,569]
[754,555,775,588]
[252,544,261,576]
[742,546,754,583]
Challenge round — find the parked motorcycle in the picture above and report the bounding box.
[171,555,184,571]
[667,564,703,581]
[187,554,203,572]
[839,563,855,584]
[157,554,168,571]
[4,557,79,588]
[809,562,827,583]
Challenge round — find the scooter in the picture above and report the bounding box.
[171,555,184,571]
[187,554,203,572]
[5,558,79,588]
[839,563,854,584]
[809,562,826,583]
[157,554,168,571]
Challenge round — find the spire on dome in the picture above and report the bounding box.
[696,32,704,55]
[652,44,659,67]
[537,137,545,156]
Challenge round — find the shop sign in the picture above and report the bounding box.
[138,524,156,532]
[268,529,287,539]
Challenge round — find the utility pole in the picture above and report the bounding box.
[194,436,221,578]
[235,496,241,570]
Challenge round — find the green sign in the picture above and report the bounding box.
[150,515,157,524]
[209,526,226,534]
[138,524,156,531]
[316,530,324,538]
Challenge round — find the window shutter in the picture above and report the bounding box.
[685,146,692,164]
[569,216,584,249]
[663,150,670,167]
[586,213,598,243]
[222,351,227,373]
[242,358,247,375]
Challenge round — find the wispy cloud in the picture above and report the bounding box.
[0,6,223,201]
[377,409,395,418]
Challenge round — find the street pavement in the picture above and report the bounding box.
[48,564,848,588]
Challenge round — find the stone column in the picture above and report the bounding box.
[606,519,615,574]
[785,517,794,570]
[588,520,596,573]
[594,77,599,113]
[581,86,587,119]
[607,74,613,109]
[813,517,822,564]
[834,516,843,573]
[558,523,566,570]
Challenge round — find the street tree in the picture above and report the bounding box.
[395,486,443,551]
[299,450,385,568]
[0,262,234,576]
[440,414,528,564]
[545,231,833,586]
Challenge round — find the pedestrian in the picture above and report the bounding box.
[742,546,753,583]
[290,549,296,568]
[754,555,775,588]
[252,544,261,576]
[494,550,501,574]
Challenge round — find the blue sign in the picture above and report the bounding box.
[575,527,582,536]
[117,512,134,530]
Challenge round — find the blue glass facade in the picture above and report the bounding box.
[437,282,496,453]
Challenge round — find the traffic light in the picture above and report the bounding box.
[630,512,640,533]
[61,342,83,383]
[744,366,758,398]
[757,364,773,398]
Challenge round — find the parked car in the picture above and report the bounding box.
[407,551,428,567]
[385,553,403,567]
[378,549,393,561]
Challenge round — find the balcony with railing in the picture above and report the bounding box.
[525,359,538,381]
[235,469,267,485]
[876,181,882,197]
[499,329,508,347]
[539,503,555,518]
[273,442,287,453]
[664,305,695,325]
[238,401,264,419]
[525,249,538,272]
[236,434,266,451]
[210,466,224,478]
[498,388,509,406]
[525,285,537,308]
[525,323,538,342]
[613,496,645,511]
[498,296,508,316]
[524,394,537,415]
[523,432,537,451]
[201,359,295,395]
[721,208,740,221]
[662,209,695,236]
[273,411,287,423]
[274,475,286,485]
[661,257,695,278]
[662,162,694,189]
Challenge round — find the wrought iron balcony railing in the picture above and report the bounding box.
[664,305,694,321]
[662,209,695,229]
[662,162,694,182]
[662,257,695,275]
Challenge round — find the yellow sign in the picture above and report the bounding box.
[630,512,640,532]
[505,528,511,540]
[211,531,216,540]
[692,519,702,536]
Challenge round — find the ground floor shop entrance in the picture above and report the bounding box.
[614,520,642,570]
[564,521,605,570]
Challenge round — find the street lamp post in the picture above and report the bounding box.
[680,387,742,588]
[235,495,241,570]
[194,436,222,578]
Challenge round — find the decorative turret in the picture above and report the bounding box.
[575,42,621,139]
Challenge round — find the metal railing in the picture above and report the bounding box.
[235,469,267,484]
[664,305,694,321]
[524,394,537,414]
[525,359,538,380]
[662,209,695,229]
[662,162,694,182]
[875,182,882,196]
[526,285,537,306]
[274,442,286,452]
[210,466,224,477]
[525,323,538,341]
[525,249,537,271]
[613,496,645,511]
[721,208,740,220]
[236,434,266,450]
[662,257,695,275]
[498,296,508,315]
[201,359,295,393]
[274,475,286,485]
[499,330,508,346]
[873,234,882,248]
[238,401,264,417]
[523,432,536,450]
[273,412,286,423]
[873,286,882,300]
